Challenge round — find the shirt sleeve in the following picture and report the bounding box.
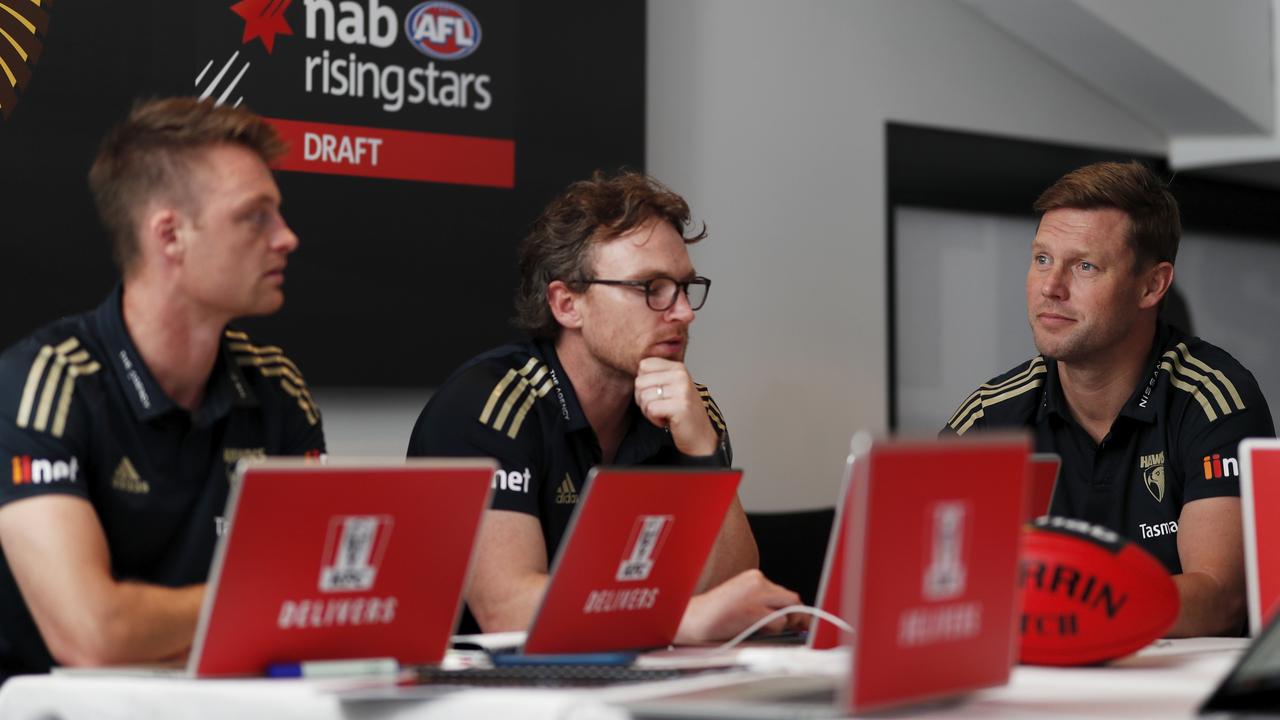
[280,386,326,457]
[0,341,94,507]
[689,384,733,466]
[407,364,541,517]
[1179,396,1275,505]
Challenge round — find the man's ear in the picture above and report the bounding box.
[144,208,185,264]
[547,280,583,329]
[1138,261,1175,310]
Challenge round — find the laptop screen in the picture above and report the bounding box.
[190,458,494,676]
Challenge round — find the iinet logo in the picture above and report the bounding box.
[1203,454,1239,480]
[11,455,78,485]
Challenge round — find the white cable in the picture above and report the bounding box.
[713,604,853,652]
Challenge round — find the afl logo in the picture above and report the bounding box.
[405,1,482,61]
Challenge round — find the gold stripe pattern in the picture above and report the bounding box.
[695,383,727,433]
[947,357,1047,428]
[507,377,555,439]
[1159,342,1246,422]
[15,337,100,438]
[1160,360,1219,422]
[1174,343,1245,412]
[226,332,319,426]
[947,360,1047,436]
[480,358,537,425]
[478,357,552,438]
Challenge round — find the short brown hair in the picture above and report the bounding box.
[1033,161,1180,270]
[88,97,287,272]
[514,170,707,337]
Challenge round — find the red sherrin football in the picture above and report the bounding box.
[1018,516,1179,666]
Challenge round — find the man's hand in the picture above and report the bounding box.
[634,357,719,457]
[675,569,803,645]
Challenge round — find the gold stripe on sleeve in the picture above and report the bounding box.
[951,378,1044,436]
[1176,343,1245,412]
[506,377,554,439]
[1160,349,1231,417]
[50,361,100,438]
[1161,360,1219,422]
[16,344,52,428]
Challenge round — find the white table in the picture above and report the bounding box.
[0,638,1247,719]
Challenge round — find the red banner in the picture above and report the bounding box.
[266,117,515,188]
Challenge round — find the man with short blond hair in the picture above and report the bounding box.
[0,98,324,679]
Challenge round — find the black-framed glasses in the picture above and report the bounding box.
[576,275,711,311]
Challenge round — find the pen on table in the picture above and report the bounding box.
[265,657,400,679]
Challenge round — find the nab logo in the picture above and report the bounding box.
[11,456,79,485]
[1203,453,1240,480]
[319,515,393,592]
[922,501,968,601]
[405,1,481,60]
[616,515,672,582]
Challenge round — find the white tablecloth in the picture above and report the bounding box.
[0,638,1247,719]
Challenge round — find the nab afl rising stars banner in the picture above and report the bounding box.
[0,1,645,385]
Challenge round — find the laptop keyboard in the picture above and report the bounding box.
[410,664,732,688]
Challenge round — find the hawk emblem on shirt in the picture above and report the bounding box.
[1143,464,1165,503]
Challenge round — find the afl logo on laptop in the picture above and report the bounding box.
[898,501,982,647]
[923,501,968,600]
[616,515,673,582]
[405,1,482,60]
[319,515,394,592]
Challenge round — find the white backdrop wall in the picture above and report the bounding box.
[647,0,1166,511]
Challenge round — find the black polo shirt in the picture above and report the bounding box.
[407,337,731,562]
[943,323,1274,574]
[0,286,325,678]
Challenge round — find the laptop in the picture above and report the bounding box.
[842,433,1028,712]
[520,467,743,655]
[1026,452,1061,521]
[807,440,858,651]
[1240,438,1280,635]
[187,458,495,676]
[809,442,1047,651]
[624,433,1030,718]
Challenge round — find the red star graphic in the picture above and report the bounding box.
[230,0,294,54]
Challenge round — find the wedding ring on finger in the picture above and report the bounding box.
[655,385,664,399]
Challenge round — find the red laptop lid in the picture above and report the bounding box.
[1241,439,1280,634]
[523,467,742,655]
[1027,453,1061,522]
[843,435,1028,713]
[191,458,495,677]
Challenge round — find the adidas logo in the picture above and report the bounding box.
[555,474,578,505]
[111,457,150,495]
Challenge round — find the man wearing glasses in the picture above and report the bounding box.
[408,171,797,642]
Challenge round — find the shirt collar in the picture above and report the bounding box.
[535,338,672,459]
[1034,323,1173,426]
[92,284,258,425]
[1117,322,1176,425]
[535,338,590,433]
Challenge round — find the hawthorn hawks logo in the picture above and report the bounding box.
[0,0,53,121]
